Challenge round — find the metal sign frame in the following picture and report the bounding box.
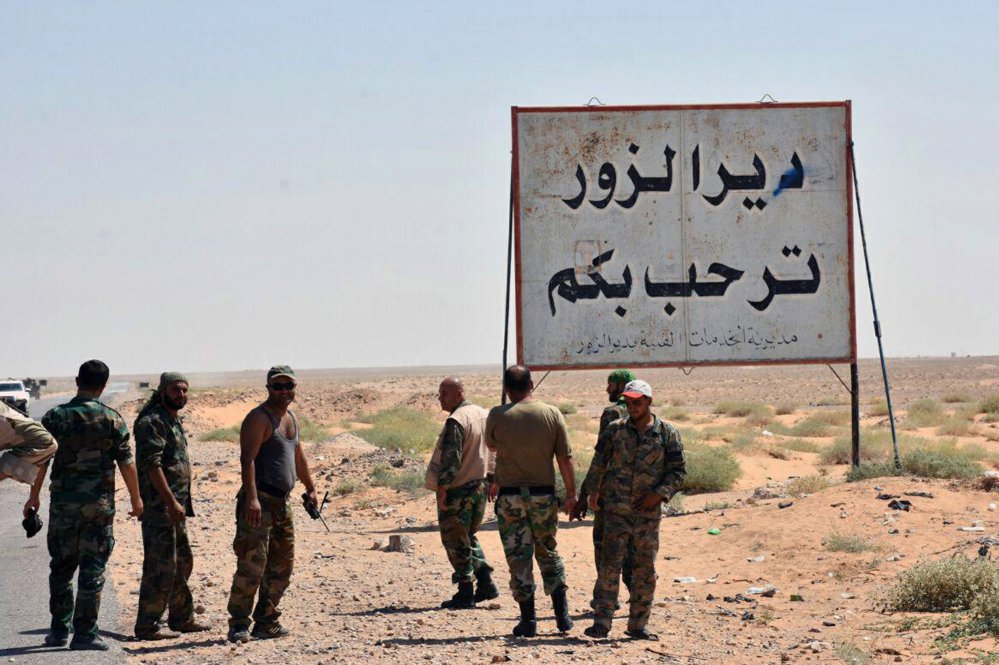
[511,101,856,371]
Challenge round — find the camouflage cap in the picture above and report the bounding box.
[267,365,295,382]
[607,368,636,385]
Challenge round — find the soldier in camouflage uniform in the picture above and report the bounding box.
[485,365,577,637]
[426,377,498,609]
[134,372,211,640]
[226,366,318,644]
[571,368,636,603]
[0,400,58,520]
[41,360,143,651]
[580,380,685,640]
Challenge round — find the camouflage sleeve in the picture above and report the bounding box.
[598,407,616,434]
[40,409,60,438]
[110,412,133,465]
[655,424,686,500]
[581,428,613,496]
[134,416,167,473]
[436,418,464,488]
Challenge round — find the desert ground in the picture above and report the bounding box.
[99,357,999,664]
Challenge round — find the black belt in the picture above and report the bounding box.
[498,485,555,497]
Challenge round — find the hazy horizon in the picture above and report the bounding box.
[5,3,997,376]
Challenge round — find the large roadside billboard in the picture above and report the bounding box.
[513,102,855,370]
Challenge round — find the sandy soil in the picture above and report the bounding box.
[102,357,999,664]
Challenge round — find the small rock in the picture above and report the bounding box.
[747,555,765,563]
[371,539,386,551]
[839,510,848,519]
[674,576,698,584]
[747,585,777,597]
[822,620,836,627]
[886,553,903,562]
[960,526,986,532]
[486,603,501,610]
[194,604,205,614]
[778,501,793,509]
[491,656,511,663]
[386,535,415,553]
[990,503,997,512]
[790,594,804,602]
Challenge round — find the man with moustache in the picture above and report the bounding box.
[581,380,686,640]
[227,366,318,644]
[134,373,211,640]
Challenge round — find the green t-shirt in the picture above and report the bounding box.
[485,400,571,487]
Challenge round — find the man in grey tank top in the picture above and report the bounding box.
[226,366,318,644]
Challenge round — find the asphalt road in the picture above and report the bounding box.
[0,394,127,662]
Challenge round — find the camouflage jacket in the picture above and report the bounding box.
[599,400,629,437]
[42,396,132,516]
[581,415,685,519]
[135,403,193,524]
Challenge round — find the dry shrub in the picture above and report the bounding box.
[787,475,832,497]
[942,393,973,404]
[885,557,999,612]
[713,401,771,419]
[903,398,946,428]
[680,443,741,493]
[775,402,797,415]
[824,530,880,553]
[867,399,890,418]
[780,438,821,453]
[980,394,999,415]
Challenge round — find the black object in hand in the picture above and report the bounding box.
[23,507,42,538]
[302,491,330,532]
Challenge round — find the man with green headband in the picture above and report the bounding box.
[571,368,636,602]
[133,372,210,640]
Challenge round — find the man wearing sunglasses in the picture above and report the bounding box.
[226,366,318,644]
[580,380,685,641]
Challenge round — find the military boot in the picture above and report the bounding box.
[473,568,499,603]
[440,581,475,609]
[512,597,537,637]
[552,588,573,633]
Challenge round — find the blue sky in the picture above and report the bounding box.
[3,1,997,376]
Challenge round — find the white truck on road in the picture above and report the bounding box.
[0,379,31,414]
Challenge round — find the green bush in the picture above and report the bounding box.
[846,461,902,482]
[885,557,999,612]
[355,407,441,454]
[659,406,690,422]
[903,445,981,479]
[867,399,890,418]
[787,415,840,438]
[981,394,999,415]
[904,398,946,428]
[333,479,360,496]
[200,425,241,442]
[787,475,832,497]
[779,438,821,453]
[680,444,741,493]
[713,401,770,419]
[937,417,975,437]
[556,402,577,415]
[297,417,330,441]
[369,466,427,496]
[825,530,879,553]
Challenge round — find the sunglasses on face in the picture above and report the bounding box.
[270,382,296,391]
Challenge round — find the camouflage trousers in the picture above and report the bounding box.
[495,492,566,603]
[135,520,194,634]
[592,507,634,590]
[47,504,114,639]
[438,480,493,584]
[592,512,660,631]
[227,490,295,629]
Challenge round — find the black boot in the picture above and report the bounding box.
[512,597,537,637]
[473,568,499,602]
[552,588,573,633]
[440,581,475,609]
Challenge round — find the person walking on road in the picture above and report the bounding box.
[485,365,577,637]
[133,372,211,640]
[580,379,686,640]
[41,360,143,651]
[226,366,318,644]
[426,377,499,609]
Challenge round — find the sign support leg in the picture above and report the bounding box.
[851,362,860,468]
[501,153,515,405]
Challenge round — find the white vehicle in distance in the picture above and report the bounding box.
[0,379,30,414]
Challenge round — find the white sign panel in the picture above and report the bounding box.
[513,102,855,369]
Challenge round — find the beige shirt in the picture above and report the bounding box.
[485,400,571,487]
[0,402,58,484]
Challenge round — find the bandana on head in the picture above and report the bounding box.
[607,369,636,385]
